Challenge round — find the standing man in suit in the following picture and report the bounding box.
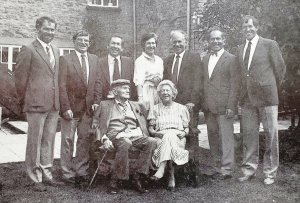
[59,30,103,186]
[92,79,157,194]
[238,15,286,185]
[14,16,63,191]
[200,28,240,179]
[163,30,203,133]
[99,35,136,100]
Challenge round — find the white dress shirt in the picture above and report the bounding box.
[75,50,89,83]
[108,54,121,84]
[208,48,225,78]
[171,50,185,81]
[243,34,259,69]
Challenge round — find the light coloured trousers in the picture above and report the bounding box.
[241,105,279,179]
[25,110,59,183]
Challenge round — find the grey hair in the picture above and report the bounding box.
[170,30,188,42]
[157,80,178,100]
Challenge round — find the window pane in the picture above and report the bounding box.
[1,47,8,63]
[63,50,70,55]
[12,47,20,63]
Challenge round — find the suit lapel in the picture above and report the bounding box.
[105,101,114,128]
[52,45,59,73]
[71,52,86,87]
[239,43,246,70]
[249,37,262,71]
[103,56,111,84]
[178,52,188,79]
[203,55,210,80]
[33,40,53,74]
[209,51,227,80]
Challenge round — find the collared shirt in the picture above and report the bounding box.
[114,99,136,119]
[171,50,185,81]
[75,50,90,83]
[208,48,225,78]
[37,38,55,68]
[108,54,121,84]
[243,34,259,69]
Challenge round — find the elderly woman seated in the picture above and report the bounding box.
[147,80,190,190]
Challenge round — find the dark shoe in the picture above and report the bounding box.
[75,176,89,189]
[133,174,149,194]
[108,179,119,194]
[43,178,65,186]
[32,182,47,192]
[238,174,256,182]
[150,175,161,181]
[62,177,76,184]
[167,186,175,192]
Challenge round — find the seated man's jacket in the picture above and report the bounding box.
[92,100,149,141]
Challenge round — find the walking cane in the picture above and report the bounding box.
[88,148,108,189]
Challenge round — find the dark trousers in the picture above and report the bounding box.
[112,136,157,180]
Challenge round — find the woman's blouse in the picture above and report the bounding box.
[148,102,190,131]
[133,52,164,86]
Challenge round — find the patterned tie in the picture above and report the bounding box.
[113,58,120,81]
[118,102,127,115]
[46,45,55,69]
[244,41,252,69]
[172,55,180,84]
[81,54,88,85]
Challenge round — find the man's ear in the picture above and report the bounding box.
[112,88,118,96]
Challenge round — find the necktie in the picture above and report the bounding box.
[81,54,88,85]
[46,46,55,69]
[172,55,180,84]
[118,102,127,115]
[113,58,120,81]
[244,41,252,69]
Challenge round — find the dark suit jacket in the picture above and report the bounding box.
[238,37,286,107]
[14,40,60,112]
[163,52,203,111]
[202,50,240,114]
[58,52,103,118]
[93,100,149,140]
[99,56,136,100]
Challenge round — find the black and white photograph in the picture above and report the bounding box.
[0,0,299,202]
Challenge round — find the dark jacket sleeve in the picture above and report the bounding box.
[58,55,71,114]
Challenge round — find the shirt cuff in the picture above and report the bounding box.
[101,134,109,143]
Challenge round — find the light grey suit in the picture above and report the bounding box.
[14,40,60,183]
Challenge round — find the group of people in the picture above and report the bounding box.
[13,14,286,194]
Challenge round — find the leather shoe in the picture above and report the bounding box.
[62,177,76,184]
[264,177,275,185]
[238,174,256,182]
[75,176,89,189]
[167,186,175,192]
[108,179,119,194]
[32,182,47,192]
[132,177,149,193]
[44,178,65,186]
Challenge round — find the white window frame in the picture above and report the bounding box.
[87,0,119,7]
[59,48,75,56]
[0,45,21,71]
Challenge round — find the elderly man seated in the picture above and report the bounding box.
[92,79,157,194]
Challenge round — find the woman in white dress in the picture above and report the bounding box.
[148,80,190,191]
[134,33,164,111]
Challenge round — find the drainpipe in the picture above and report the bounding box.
[133,0,136,59]
[187,0,191,50]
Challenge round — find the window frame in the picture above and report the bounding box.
[0,45,22,71]
[87,0,119,8]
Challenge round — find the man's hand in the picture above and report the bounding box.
[185,103,195,112]
[63,110,73,120]
[225,108,234,119]
[91,104,99,112]
[152,76,161,86]
[103,139,114,150]
[91,119,99,129]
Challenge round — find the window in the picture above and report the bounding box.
[0,45,21,71]
[59,48,75,56]
[87,0,118,7]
